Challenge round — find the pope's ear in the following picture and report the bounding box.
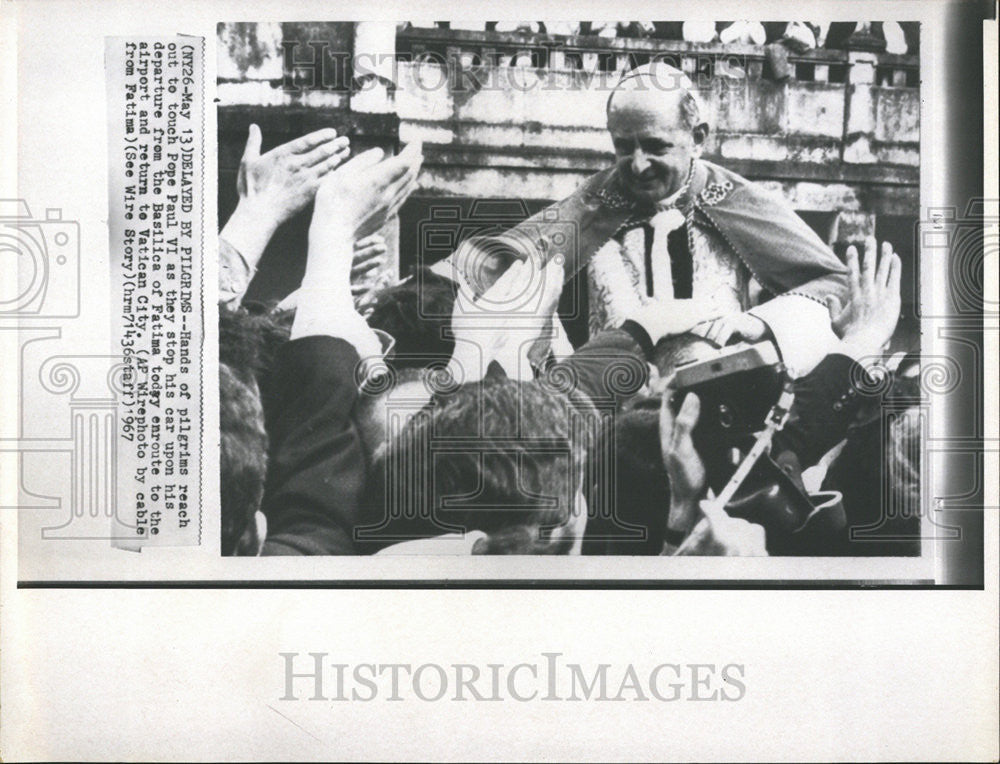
[692,122,709,146]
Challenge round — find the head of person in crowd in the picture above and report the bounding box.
[593,396,672,554]
[653,331,728,379]
[218,302,293,383]
[218,303,295,435]
[606,62,709,204]
[220,362,268,556]
[362,376,592,554]
[353,362,435,464]
[365,265,459,367]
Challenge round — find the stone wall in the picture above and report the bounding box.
[217,22,920,325]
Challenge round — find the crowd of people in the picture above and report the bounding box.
[218,64,921,558]
[400,21,918,82]
[410,21,918,55]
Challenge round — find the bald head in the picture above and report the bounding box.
[606,66,708,203]
[606,66,703,131]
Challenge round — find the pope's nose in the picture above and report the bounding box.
[630,149,651,176]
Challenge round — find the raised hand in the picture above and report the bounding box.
[351,234,388,282]
[350,235,390,312]
[236,124,350,230]
[825,237,902,357]
[449,256,564,383]
[311,141,423,246]
[660,392,707,538]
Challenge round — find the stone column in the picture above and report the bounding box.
[843,22,885,165]
[351,22,398,114]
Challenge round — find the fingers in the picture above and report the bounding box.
[281,127,341,155]
[309,149,351,178]
[353,236,388,261]
[697,498,728,527]
[701,317,734,347]
[355,234,385,251]
[384,153,424,199]
[398,140,424,162]
[537,257,564,317]
[886,251,902,296]
[338,146,386,174]
[351,256,385,279]
[374,152,417,188]
[370,143,423,191]
[870,242,901,305]
[861,235,878,286]
[696,500,767,556]
[876,242,897,285]
[482,259,529,304]
[685,302,723,329]
[384,172,419,220]
[881,240,894,265]
[845,244,861,296]
[825,294,843,321]
[671,392,700,452]
[659,393,677,462]
[361,153,422,231]
[242,123,263,163]
[303,135,351,168]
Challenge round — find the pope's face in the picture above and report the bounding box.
[607,92,702,204]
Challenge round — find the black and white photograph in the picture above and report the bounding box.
[216,20,939,569]
[1,2,995,760]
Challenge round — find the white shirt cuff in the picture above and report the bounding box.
[290,289,384,361]
[749,294,839,378]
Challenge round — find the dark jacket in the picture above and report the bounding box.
[260,336,367,555]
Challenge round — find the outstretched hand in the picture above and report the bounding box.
[660,391,707,536]
[449,256,564,382]
[629,298,724,345]
[691,310,768,347]
[825,237,902,356]
[659,392,768,555]
[312,141,423,245]
[237,124,350,230]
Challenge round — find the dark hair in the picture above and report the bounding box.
[652,332,720,378]
[601,397,671,554]
[362,376,591,554]
[365,266,458,368]
[218,302,293,388]
[220,363,268,555]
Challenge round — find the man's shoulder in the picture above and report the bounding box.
[579,165,626,202]
[695,159,788,212]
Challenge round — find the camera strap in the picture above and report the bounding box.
[706,379,796,511]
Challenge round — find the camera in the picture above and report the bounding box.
[415,199,580,319]
[667,341,785,493]
[0,199,80,318]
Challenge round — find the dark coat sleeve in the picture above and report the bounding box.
[547,326,650,410]
[260,336,366,555]
[773,352,867,469]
